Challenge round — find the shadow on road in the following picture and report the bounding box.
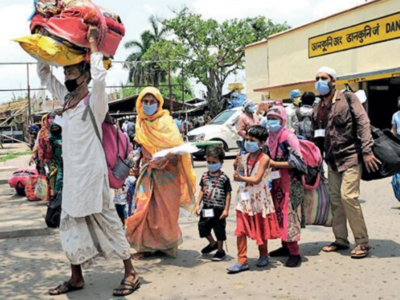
[299,239,400,258]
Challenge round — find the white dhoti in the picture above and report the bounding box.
[59,185,131,268]
[38,53,130,268]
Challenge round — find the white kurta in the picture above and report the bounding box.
[38,53,109,218]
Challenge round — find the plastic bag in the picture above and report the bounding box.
[14,34,112,69]
[14,34,84,66]
[34,175,49,201]
[25,175,41,201]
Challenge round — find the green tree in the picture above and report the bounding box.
[146,8,290,116]
[121,76,194,101]
[159,76,194,102]
[124,16,167,87]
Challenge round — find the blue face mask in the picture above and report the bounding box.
[246,105,255,114]
[143,103,158,116]
[266,119,282,133]
[244,141,260,153]
[207,162,222,173]
[315,80,331,96]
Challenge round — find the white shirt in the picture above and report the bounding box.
[38,53,109,217]
[122,121,128,133]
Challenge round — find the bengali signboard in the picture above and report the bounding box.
[309,12,400,58]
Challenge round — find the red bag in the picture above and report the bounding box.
[30,0,125,58]
[8,169,38,188]
[279,130,322,190]
[25,175,41,201]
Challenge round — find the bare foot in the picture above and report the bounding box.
[131,252,151,261]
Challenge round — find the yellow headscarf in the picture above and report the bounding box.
[135,87,196,207]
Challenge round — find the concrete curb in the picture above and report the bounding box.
[0,166,17,172]
[0,227,57,239]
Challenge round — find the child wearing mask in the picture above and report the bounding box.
[265,106,304,268]
[227,125,280,274]
[196,146,232,261]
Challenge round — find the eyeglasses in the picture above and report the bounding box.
[315,76,329,81]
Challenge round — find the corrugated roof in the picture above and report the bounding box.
[0,100,28,114]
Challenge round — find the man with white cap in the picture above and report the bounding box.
[313,66,380,259]
[236,99,260,153]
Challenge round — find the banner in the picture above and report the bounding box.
[309,12,400,58]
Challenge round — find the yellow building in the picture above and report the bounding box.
[245,0,400,129]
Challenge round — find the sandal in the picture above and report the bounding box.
[351,245,370,259]
[227,262,249,274]
[113,279,141,296]
[322,242,350,252]
[49,281,84,296]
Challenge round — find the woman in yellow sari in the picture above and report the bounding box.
[125,87,196,259]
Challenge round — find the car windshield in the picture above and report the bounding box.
[210,110,237,125]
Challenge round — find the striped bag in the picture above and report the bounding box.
[304,182,333,227]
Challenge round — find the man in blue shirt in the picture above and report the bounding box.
[391,96,400,136]
[174,115,183,133]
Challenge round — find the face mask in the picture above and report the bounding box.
[315,80,331,96]
[246,105,255,114]
[244,141,260,153]
[267,119,282,133]
[293,97,302,106]
[207,162,222,173]
[64,72,86,93]
[143,103,158,116]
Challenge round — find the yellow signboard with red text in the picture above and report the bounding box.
[309,12,400,58]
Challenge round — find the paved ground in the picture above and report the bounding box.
[1,155,400,300]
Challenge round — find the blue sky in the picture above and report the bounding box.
[0,0,366,102]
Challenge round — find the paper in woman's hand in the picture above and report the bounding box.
[152,143,200,161]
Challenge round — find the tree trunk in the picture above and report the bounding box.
[205,69,224,117]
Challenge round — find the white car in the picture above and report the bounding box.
[187,107,242,158]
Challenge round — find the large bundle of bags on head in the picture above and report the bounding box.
[14,0,125,69]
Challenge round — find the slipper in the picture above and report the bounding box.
[227,262,249,274]
[322,242,350,253]
[351,245,370,259]
[113,279,141,296]
[49,281,84,296]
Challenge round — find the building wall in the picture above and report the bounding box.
[245,44,269,102]
[246,0,400,100]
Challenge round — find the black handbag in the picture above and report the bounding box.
[346,94,400,180]
[361,127,400,181]
[45,192,62,228]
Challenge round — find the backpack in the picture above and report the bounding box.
[82,95,132,189]
[391,173,400,202]
[279,130,322,190]
[298,116,313,140]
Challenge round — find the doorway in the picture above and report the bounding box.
[367,77,400,129]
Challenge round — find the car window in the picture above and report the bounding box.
[210,110,238,125]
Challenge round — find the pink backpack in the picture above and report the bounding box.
[279,130,322,190]
[83,95,132,189]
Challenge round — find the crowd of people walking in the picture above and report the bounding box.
[31,26,384,297]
